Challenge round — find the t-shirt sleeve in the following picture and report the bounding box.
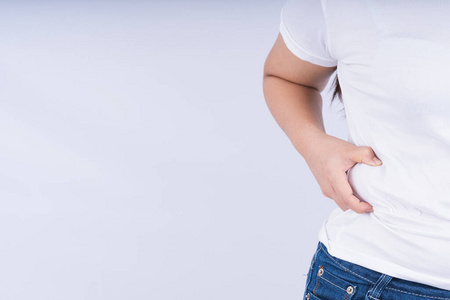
[279,0,338,67]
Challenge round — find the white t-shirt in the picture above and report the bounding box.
[280,0,450,290]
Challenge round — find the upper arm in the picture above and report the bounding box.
[263,33,337,93]
[264,0,338,92]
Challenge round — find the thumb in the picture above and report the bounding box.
[350,146,383,166]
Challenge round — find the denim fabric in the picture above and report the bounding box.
[303,241,450,300]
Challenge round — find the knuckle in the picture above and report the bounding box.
[363,147,373,156]
[352,203,366,214]
[344,199,362,213]
[354,208,365,214]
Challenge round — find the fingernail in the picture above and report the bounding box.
[366,208,374,213]
[373,157,382,165]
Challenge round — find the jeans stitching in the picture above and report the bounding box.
[318,243,375,284]
[384,287,450,300]
[313,272,321,296]
[318,243,450,299]
[343,286,356,300]
[305,244,320,291]
[320,276,347,292]
[372,274,386,298]
[343,290,353,300]
[375,275,392,299]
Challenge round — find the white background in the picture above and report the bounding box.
[0,1,348,299]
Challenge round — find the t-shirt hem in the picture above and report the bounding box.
[317,228,450,291]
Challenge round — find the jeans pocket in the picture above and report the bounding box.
[305,250,358,300]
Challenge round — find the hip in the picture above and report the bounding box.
[303,241,450,300]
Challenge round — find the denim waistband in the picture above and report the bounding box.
[317,241,450,298]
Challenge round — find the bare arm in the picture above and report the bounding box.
[263,33,336,160]
[263,33,381,214]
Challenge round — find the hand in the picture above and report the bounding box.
[302,131,383,214]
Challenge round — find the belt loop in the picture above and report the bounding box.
[366,274,393,300]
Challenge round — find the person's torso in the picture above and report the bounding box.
[319,0,450,290]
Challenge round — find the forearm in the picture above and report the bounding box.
[263,74,328,159]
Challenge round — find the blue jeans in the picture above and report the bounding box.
[303,241,450,300]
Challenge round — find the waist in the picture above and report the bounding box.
[318,208,450,290]
[316,240,450,294]
[347,160,450,222]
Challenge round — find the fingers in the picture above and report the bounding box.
[329,184,350,212]
[349,146,383,166]
[331,171,373,214]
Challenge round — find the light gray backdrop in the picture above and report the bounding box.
[0,0,348,299]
